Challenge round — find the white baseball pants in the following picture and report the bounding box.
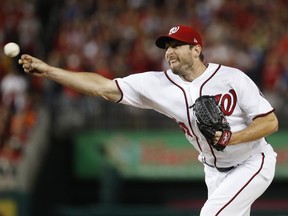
[200,145,277,216]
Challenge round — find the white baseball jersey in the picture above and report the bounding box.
[115,63,274,168]
[114,63,277,215]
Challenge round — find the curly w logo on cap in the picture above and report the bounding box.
[169,26,180,35]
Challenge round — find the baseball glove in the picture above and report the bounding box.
[192,95,232,151]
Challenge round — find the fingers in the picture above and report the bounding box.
[18,54,48,77]
[18,54,37,73]
[213,131,222,143]
[215,131,222,137]
[18,54,31,63]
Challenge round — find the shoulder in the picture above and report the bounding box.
[114,70,171,95]
[215,64,243,74]
[124,70,166,78]
[208,63,249,79]
[116,70,169,84]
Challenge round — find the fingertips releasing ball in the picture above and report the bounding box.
[3,42,20,58]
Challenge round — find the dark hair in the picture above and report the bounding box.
[189,44,204,62]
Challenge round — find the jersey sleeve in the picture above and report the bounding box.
[237,72,274,119]
[114,73,152,109]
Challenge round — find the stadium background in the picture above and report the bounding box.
[0,0,288,215]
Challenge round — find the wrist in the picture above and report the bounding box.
[43,65,53,78]
[228,132,240,145]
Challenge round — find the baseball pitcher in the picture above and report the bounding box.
[19,25,278,216]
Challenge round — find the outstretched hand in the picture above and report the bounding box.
[18,54,49,77]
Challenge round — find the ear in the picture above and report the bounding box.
[193,44,202,58]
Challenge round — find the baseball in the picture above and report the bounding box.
[3,42,20,57]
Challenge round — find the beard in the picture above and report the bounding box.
[171,67,181,75]
[169,60,182,75]
[170,60,192,76]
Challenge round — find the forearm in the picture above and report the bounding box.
[229,112,278,145]
[19,54,122,101]
[45,66,106,95]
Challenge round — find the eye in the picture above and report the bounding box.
[165,44,170,50]
[169,41,187,49]
[171,43,181,48]
[165,41,187,50]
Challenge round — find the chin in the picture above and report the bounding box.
[171,68,180,75]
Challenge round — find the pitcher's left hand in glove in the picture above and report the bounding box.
[192,95,232,151]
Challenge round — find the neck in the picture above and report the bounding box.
[180,62,207,82]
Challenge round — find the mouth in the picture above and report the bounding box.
[168,58,179,65]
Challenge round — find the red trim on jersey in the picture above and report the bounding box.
[215,153,265,215]
[199,64,221,96]
[114,80,124,103]
[199,64,222,166]
[253,109,275,121]
[164,71,202,151]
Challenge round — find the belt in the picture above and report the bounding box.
[203,161,235,172]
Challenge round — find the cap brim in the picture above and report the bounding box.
[155,35,190,49]
[156,36,170,49]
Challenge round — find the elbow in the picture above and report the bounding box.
[271,114,279,133]
[273,119,279,133]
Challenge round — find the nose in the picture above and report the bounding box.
[165,46,174,57]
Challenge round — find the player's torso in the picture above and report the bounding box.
[117,63,271,167]
[147,64,266,166]
[155,65,240,124]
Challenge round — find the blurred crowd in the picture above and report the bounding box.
[0,0,40,190]
[0,0,288,190]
